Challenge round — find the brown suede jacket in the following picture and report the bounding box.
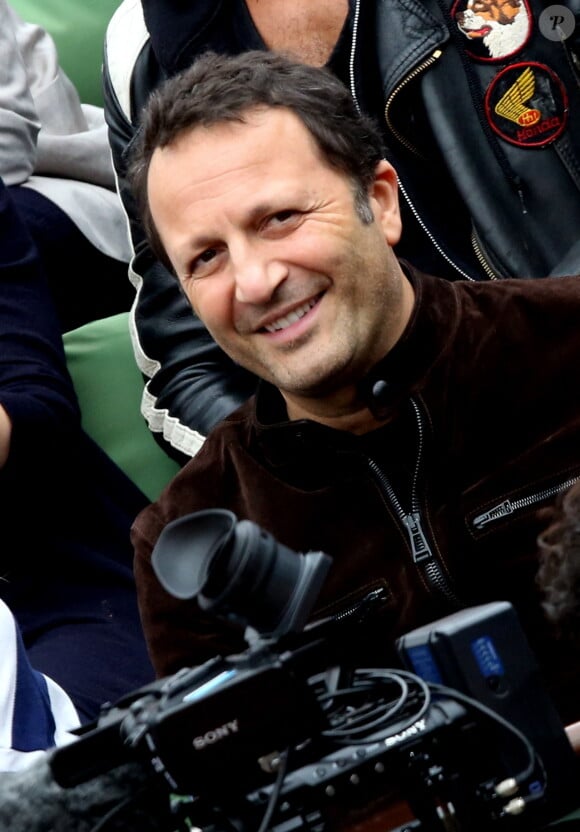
[132,266,580,722]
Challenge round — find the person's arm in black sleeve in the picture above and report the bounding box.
[0,176,80,480]
[102,19,256,466]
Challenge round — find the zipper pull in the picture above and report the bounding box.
[403,512,433,563]
[332,587,388,622]
[473,499,513,530]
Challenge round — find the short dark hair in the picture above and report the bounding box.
[128,50,386,272]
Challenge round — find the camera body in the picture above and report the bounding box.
[122,656,323,797]
[51,511,580,832]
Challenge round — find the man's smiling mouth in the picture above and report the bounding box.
[263,297,319,333]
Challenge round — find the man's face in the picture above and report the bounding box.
[147,107,411,413]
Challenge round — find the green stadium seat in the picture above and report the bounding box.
[10,0,120,106]
[63,313,180,501]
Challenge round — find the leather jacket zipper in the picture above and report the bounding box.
[348,0,363,110]
[472,474,580,531]
[368,399,457,603]
[383,51,443,158]
[396,177,478,282]
[348,6,476,282]
[471,229,500,280]
[382,48,481,282]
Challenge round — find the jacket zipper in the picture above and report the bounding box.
[383,51,443,158]
[348,11,478,283]
[331,587,389,623]
[471,230,500,280]
[387,67,498,283]
[382,48,482,282]
[472,474,580,531]
[396,177,479,281]
[348,0,362,108]
[367,399,457,603]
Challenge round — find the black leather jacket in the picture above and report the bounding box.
[103,0,580,462]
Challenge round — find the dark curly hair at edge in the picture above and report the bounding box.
[537,480,580,641]
[127,49,386,274]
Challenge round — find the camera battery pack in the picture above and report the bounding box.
[397,601,579,819]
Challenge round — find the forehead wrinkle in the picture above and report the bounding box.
[152,109,325,206]
[157,156,312,231]
[150,136,264,206]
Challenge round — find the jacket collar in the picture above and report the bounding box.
[357,262,460,419]
[375,0,449,96]
[251,263,460,461]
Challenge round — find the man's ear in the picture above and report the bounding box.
[369,160,402,246]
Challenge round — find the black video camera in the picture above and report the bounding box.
[50,510,580,832]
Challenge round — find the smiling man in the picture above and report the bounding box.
[145,104,413,429]
[128,51,580,730]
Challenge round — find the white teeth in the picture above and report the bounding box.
[264,298,316,333]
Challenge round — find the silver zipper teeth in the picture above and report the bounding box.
[368,400,457,603]
[349,0,362,115]
[348,7,474,283]
[471,230,499,280]
[381,47,479,283]
[397,177,477,282]
[332,588,386,621]
[473,475,580,530]
[384,52,442,158]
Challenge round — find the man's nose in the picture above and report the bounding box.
[233,244,288,304]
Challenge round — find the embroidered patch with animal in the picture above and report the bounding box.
[484,62,568,147]
[452,0,531,61]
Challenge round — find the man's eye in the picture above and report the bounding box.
[269,210,298,225]
[190,248,219,275]
[199,248,218,263]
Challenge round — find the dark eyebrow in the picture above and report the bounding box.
[176,235,220,264]
[176,197,305,265]
[246,202,284,225]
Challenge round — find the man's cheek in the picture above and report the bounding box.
[187,284,210,320]
[190,287,231,334]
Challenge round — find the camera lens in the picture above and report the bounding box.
[152,509,331,637]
